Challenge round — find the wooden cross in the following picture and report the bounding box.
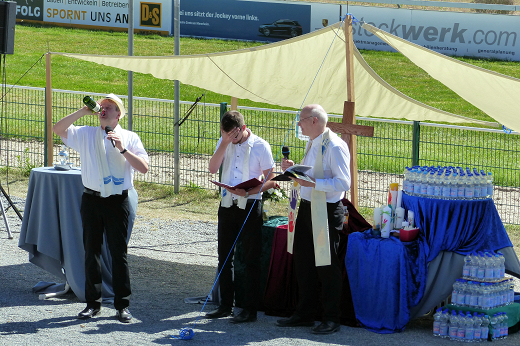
[326,15,375,209]
[327,101,374,209]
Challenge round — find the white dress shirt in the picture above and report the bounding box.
[300,129,351,203]
[214,130,274,200]
[63,125,149,192]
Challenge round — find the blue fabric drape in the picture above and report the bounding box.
[402,194,512,262]
[347,230,427,333]
[347,195,513,334]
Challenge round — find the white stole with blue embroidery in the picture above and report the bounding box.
[95,125,126,198]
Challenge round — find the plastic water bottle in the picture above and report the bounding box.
[484,283,493,309]
[403,167,410,193]
[440,309,449,338]
[457,280,467,306]
[508,278,515,305]
[481,314,490,341]
[433,171,442,197]
[470,252,478,279]
[476,252,486,280]
[58,145,69,165]
[464,312,475,342]
[433,307,442,337]
[420,170,429,196]
[451,279,460,305]
[463,255,472,278]
[490,314,499,340]
[465,173,475,200]
[457,311,466,340]
[486,172,494,198]
[502,280,510,306]
[502,313,508,339]
[449,310,459,341]
[497,252,505,279]
[480,170,488,198]
[413,169,422,196]
[484,252,494,281]
[469,281,479,308]
[450,172,459,199]
[426,171,435,196]
[493,253,501,281]
[457,172,466,198]
[473,171,482,199]
[473,312,482,341]
[478,283,486,309]
[442,172,451,198]
[464,281,473,307]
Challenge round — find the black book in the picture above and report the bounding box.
[272,164,314,183]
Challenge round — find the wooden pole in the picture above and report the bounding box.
[344,15,359,208]
[231,97,238,111]
[45,53,53,167]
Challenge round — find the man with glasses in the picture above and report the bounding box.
[207,110,276,323]
[277,104,351,334]
[53,94,149,323]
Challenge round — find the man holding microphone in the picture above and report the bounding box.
[277,104,351,334]
[53,94,148,323]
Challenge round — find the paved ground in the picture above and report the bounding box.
[1,201,519,345]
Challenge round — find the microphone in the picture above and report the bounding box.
[105,126,115,147]
[282,146,290,160]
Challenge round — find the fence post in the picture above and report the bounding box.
[218,102,227,186]
[412,121,420,166]
[44,53,53,167]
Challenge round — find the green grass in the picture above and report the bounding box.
[3,23,520,189]
[6,23,520,121]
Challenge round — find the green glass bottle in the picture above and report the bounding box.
[83,96,101,112]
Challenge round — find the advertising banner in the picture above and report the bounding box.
[179,0,311,42]
[309,2,340,33]
[14,0,43,21]
[14,0,171,34]
[344,5,520,61]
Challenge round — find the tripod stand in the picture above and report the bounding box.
[0,183,22,239]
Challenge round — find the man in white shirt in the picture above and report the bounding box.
[53,94,149,323]
[277,104,351,334]
[207,110,276,323]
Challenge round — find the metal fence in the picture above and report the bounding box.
[1,85,519,223]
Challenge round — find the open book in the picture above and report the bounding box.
[272,164,314,183]
[210,177,263,191]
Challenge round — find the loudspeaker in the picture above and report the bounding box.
[0,1,16,55]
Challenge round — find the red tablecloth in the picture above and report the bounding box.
[263,199,372,326]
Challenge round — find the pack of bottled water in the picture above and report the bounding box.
[462,251,506,283]
[451,278,515,310]
[433,308,509,341]
[402,166,493,200]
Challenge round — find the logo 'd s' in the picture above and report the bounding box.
[140,2,161,28]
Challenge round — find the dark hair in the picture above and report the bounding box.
[220,110,245,132]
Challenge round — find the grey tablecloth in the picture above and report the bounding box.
[18,167,137,302]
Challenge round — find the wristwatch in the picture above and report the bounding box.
[120,148,128,154]
[245,191,249,198]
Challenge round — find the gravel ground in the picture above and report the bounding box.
[1,195,519,346]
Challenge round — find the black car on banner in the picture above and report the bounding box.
[258,19,303,38]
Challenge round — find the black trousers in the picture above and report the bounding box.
[293,199,344,323]
[217,200,262,312]
[81,191,130,310]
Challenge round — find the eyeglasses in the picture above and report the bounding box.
[298,115,315,122]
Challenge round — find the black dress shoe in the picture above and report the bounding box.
[78,306,101,319]
[276,315,314,327]
[205,306,232,319]
[116,308,132,323]
[230,309,257,324]
[312,321,341,334]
